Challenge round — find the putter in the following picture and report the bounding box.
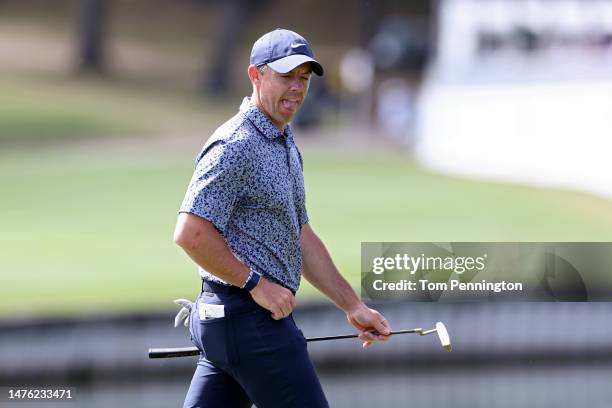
[148,321,451,358]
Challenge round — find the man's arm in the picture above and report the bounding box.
[174,212,296,319]
[300,224,391,348]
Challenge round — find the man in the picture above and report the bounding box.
[174,28,391,408]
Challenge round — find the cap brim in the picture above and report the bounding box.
[268,54,324,76]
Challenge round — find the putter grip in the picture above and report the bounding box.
[148,347,200,358]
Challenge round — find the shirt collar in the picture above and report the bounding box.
[240,97,292,140]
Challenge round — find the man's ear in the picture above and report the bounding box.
[247,64,260,84]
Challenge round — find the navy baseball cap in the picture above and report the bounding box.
[250,28,324,76]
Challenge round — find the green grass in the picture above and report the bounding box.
[0,73,232,145]
[304,150,612,288]
[2,146,612,317]
[0,149,195,315]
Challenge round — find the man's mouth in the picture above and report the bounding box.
[281,98,300,112]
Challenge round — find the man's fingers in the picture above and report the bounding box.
[270,304,281,320]
[347,306,392,348]
[373,316,391,336]
[271,301,295,320]
[358,326,391,345]
[276,303,288,319]
[272,290,295,320]
[358,331,378,342]
[250,278,295,320]
[271,306,285,320]
[270,301,287,320]
[274,304,291,320]
[290,295,297,310]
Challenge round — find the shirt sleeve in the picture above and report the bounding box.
[179,138,248,234]
[298,194,309,225]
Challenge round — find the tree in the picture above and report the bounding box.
[201,0,266,95]
[76,0,108,73]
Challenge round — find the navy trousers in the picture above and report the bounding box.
[183,281,329,408]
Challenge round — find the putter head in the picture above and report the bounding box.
[435,321,452,352]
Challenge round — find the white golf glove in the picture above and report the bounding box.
[173,298,194,328]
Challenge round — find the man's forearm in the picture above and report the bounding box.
[300,224,363,313]
[301,225,392,346]
[174,212,250,287]
[175,212,297,319]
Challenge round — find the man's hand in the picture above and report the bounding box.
[347,304,391,349]
[250,278,296,320]
[173,299,194,328]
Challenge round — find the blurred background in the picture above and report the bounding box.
[1,0,612,406]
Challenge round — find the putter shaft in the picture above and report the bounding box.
[148,326,446,358]
[306,328,418,342]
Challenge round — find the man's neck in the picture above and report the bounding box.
[250,94,286,132]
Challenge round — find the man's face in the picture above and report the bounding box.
[253,63,312,130]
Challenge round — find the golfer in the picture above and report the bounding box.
[174,28,391,408]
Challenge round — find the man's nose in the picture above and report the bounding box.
[289,77,305,92]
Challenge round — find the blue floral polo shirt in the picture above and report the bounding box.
[179,97,309,291]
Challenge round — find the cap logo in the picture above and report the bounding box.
[290,42,306,49]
